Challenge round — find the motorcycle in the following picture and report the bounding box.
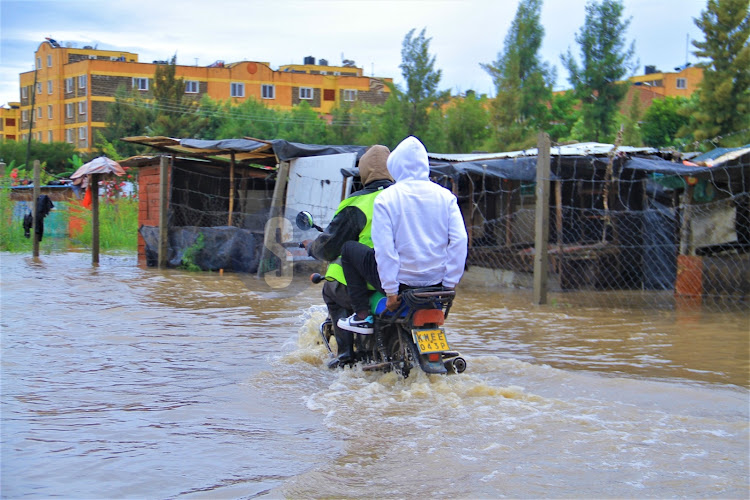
[296,211,467,377]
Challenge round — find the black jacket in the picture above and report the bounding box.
[308,179,392,262]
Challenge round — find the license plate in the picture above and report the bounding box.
[412,328,449,354]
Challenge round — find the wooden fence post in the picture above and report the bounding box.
[32,160,40,257]
[158,155,169,268]
[91,173,100,264]
[533,132,551,305]
[258,161,289,278]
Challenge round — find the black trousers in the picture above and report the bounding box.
[340,240,383,314]
[321,279,354,355]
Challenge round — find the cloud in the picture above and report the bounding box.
[0,0,708,105]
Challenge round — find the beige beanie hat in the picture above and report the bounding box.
[358,145,393,185]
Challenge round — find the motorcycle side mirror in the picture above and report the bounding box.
[296,211,323,232]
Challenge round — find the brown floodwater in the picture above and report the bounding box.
[1,251,747,498]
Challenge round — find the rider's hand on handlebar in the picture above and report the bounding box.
[386,294,401,312]
[300,239,312,250]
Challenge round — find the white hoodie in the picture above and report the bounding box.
[372,136,468,294]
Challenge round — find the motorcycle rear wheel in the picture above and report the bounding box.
[388,326,420,378]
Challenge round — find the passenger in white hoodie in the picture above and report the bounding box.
[338,135,468,334]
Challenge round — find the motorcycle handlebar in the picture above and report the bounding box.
[310,273,324,284]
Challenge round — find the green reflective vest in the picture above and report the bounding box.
[325,189,381,285]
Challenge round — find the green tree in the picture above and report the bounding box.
[690,0,750,146]
[98,85,155,157]
[279,100,328,143]
[326,102,362,145]
[561,0,636,142]
[376,91,408,149]
[215,96,281,140]
[642,96,691,148]
[546,90,580,142]
[149,55,198,138]
[482,0,555,150]
[397,28,448,138]
[620,94,643,146]
[444,91,491,153]
[0,138,78,177]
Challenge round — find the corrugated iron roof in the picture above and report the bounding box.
[428,142,658,162]
[690,145,750,166]
[121,136,279,167]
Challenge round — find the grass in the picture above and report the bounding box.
[66,197,139,251]
[0,181,139,253]
[0,181,33,252]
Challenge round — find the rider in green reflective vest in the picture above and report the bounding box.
[305,145,393,367]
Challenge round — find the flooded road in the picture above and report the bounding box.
[1,252,747,498]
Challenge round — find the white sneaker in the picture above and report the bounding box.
[337,313,374,334]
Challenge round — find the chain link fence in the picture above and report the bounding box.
[450,147,749,312]
[140,144,749,311]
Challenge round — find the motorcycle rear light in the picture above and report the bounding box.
[428,353,441,362]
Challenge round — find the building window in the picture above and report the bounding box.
[22,110,28,122]
[79,126,87,145]
[36,57,41,69]
[78,101,86,115]
[36,82,42,94]
[343,89,357,102]
[37,107,42,119]
[78,75,86,89]
[299,87,313,100]
[48,130,53,143]
[65,78,73,93]
[676,78,687,89]
[185,81,199,94]
[21,86,27,99]
[47,55,52,67]
[261,84,275,99]
[66,128,74,143]
[230,82,245,97]
[133,77,148,91]
[66,103,73,118]
[48,105,53,119]
[47,80,53,94]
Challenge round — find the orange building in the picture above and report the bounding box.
[14,41,392,153]
[629,65,704,99]
[0,102,21,141]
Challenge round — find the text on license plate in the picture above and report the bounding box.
[413,329,449,353]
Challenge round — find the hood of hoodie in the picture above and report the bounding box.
[386,136,430,182]
[358,145,392,185]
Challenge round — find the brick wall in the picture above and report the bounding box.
[91,74,130,97]
[137,163,170,267]
[291,87,321,108]
[92,101,109,123]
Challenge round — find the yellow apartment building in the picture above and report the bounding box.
[13,41,392,153]
[629,64,704,99]
[0,102,21,142]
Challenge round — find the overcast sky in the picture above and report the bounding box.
[1,0,709,106]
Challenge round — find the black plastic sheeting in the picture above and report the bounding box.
[269,140,369,162]
[341,154,749,183]
[180,138,370,166]
[179,138,748,184]
[139,225,261,272]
